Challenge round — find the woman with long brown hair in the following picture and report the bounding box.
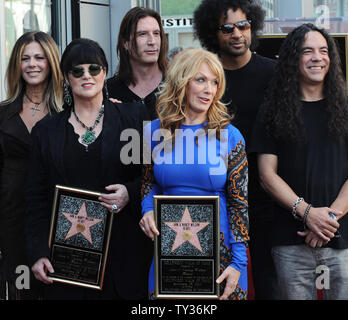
[0,31,62,299]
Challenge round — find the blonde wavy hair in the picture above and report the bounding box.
[2,31,63,113]
[157,48,231,143]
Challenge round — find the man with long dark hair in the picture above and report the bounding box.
[193,0,277,299]
[107,7,167,120]
[250,23,348,299]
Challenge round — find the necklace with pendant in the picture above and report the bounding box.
[72,105,104,152]
[25,94,42,116]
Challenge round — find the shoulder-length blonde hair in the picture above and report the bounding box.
[157,48,230,142]
[2,31,63,113]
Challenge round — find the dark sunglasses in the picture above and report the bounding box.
[69,64,103,78]
[217,20,251,34]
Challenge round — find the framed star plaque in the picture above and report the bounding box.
[154,195,220,299]
[47,185,114,290]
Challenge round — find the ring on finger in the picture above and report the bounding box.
[111,204,118,212]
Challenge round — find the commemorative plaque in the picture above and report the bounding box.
[47,185,113,290]
[154,195,220,299]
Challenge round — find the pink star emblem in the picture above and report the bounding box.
[63,202,102,244]
[165,206,210,252]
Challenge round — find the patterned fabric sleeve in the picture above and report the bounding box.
[141,121,161,215]
[226,128,249,272]
[141,162,161,215]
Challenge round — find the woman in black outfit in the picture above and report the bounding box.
[0,31,63,300]
[26,38,150,299]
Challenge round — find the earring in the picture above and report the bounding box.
[63,81,72,106]
[104,81,109,100]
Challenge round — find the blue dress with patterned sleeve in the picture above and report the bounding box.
[141,119,249,300]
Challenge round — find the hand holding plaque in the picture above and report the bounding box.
[139,210,160,240]
[216,266,241,300]
[31,257,54,284]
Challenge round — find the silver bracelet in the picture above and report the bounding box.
[303,204,312,228]
[292,197,304,221]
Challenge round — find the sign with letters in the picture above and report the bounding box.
[154,195,220,299]
[47,185,113,290]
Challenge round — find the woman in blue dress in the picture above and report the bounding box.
[140,48,249,300]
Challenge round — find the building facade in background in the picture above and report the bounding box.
[0,0,347,100]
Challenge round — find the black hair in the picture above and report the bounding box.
[262,23,348,142]
[60,38,109,109]
[60,38,108,77]
[193,0,265,54]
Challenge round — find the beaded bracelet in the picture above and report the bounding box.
[292,197,304,221]
[303,204,312,229]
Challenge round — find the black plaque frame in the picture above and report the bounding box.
[47,185,113,290]
[154,195,220,299]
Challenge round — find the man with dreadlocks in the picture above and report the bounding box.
[250,23,348,300]
[193,0,277,300]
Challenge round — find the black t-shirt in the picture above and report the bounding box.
[250,99,348,248]
[106,76,158,120]
[223,53,276,146]
[222,53,276,220]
